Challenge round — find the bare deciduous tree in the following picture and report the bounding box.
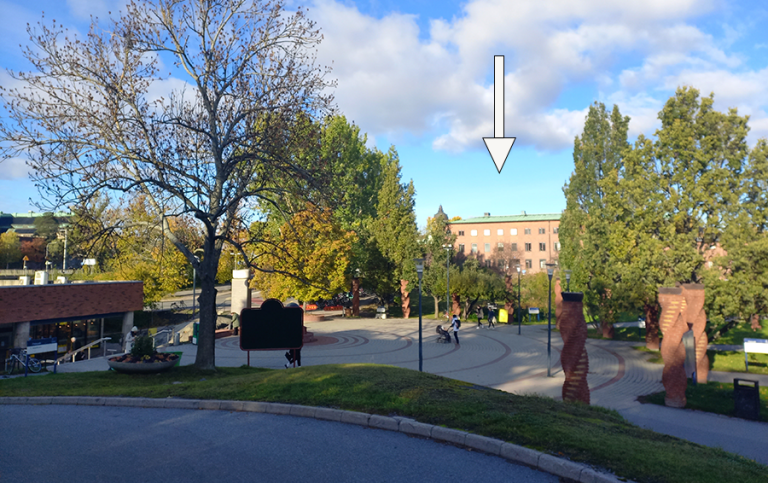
[0,0,335,370]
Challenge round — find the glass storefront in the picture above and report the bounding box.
[29,316,124,359]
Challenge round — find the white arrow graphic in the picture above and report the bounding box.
[483,55,516,173]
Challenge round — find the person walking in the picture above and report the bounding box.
[451,314,461,345]
[487,304,496,328]
[475,305,484,328]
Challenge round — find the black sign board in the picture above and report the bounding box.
[239,298,304,351]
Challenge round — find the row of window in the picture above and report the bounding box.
[458,242,561,253]
[457,227,559,237]
[482,259,557,269]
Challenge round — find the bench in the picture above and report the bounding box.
[744,339,768,371]
[375,307,387,319]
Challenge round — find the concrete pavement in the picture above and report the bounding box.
[47,316,768,465]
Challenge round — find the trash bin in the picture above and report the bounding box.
[192,322,199,345]
[734,378,760,421]
[498,308,508,323]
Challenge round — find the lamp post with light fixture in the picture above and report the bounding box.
[414,258,425,372]
[565,270,572,292]
[516,265,523,335]
[442,244,452,319]
[546,263,556,377]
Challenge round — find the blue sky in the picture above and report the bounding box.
[1,0,767,228]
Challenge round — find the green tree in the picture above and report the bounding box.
[560,102,630,338]
[371,152,419,316]
[0,231,22,268]
[34,212,59,243]
[421,214,457,318]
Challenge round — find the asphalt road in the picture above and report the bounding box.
[1,404,558,483]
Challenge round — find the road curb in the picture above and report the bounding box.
[1,396,630,482]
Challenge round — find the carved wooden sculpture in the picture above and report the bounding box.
[400,280,411,319]
[682,284,708,383]
[658,287,687,408]
[555,278,563,331]
[559,292,590,404]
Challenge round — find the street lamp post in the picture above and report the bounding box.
[565,270,572,292]
[546,263,556,377]
[515,265,522,335]
[442,245,452,319]
[414,258,425,372]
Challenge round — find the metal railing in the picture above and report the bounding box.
[56,337,112,364]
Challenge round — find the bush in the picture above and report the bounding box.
[130,336,155,358]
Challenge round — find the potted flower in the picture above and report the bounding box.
[107,335,179,374]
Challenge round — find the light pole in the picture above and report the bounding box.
[565,270,572,292]
[516,265,522,334]
[442,244,452,319]
[414,258,425,372]
[546,263,556,377]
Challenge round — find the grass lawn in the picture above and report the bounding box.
[1,364,766,483]
[633,347,768,376]
[639,381,768,423]
[709,324,768,346]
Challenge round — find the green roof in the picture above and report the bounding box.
[449,213,561,224]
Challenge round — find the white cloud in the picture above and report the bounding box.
[0,157,31,180]
[309,0,752,152]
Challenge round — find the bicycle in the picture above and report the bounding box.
[4,349,42,374]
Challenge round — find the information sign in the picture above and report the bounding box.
[240,299,303,351]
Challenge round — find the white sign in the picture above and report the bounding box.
[27,342,57,355]
[528,307,540,315]
[83,258,97,266]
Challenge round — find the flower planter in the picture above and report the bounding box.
[108,354,179,374]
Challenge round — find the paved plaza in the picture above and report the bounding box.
[55,315,768,465]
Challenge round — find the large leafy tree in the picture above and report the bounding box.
[421,214,456,318]
[0,231,22,269]
[560,102,630,338]
[251,204,354,306]
[370,153,419,316]
[0,0,333,370]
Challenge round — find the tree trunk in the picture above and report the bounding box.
[433,296,440,319]
[352,277,360,317]
[400,279,411,319]
[751,314,762,332]
[644,302,661,351]
[194,253,221,371]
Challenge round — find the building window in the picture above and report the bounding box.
[458,230,465,236]
[484,243,490,253]
[540,259,546,269]
[458,244,465,253]
[538,228,545,234]
[510,228,518,236]
[471,243,478,253]
[525,259,532,269]
[525,243,532,251]
[497,229,504,236]
[539,243,546,251]
[524,228,531,235]
[553,227,559,234]
[484,229,490,236]
[497,242,504,251]
[554,242,560,252]
[471,230,477,236]
[511,243,517,252]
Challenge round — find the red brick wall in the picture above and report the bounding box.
[0,281,143,325]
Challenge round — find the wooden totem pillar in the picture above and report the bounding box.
[352,277,360,317]
[555,278,563,331]
[682,283,708,383]
[451,293,461,317]
[400,280,411,319]
[658,287,687,408]
[559,292,590,404]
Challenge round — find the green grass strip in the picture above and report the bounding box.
[639,381,768,423]
[2,364,766,483]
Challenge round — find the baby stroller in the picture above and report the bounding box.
[435,325,452,343]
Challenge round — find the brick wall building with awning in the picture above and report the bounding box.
[0,281,143,358]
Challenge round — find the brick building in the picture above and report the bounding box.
[447,211,561,274]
